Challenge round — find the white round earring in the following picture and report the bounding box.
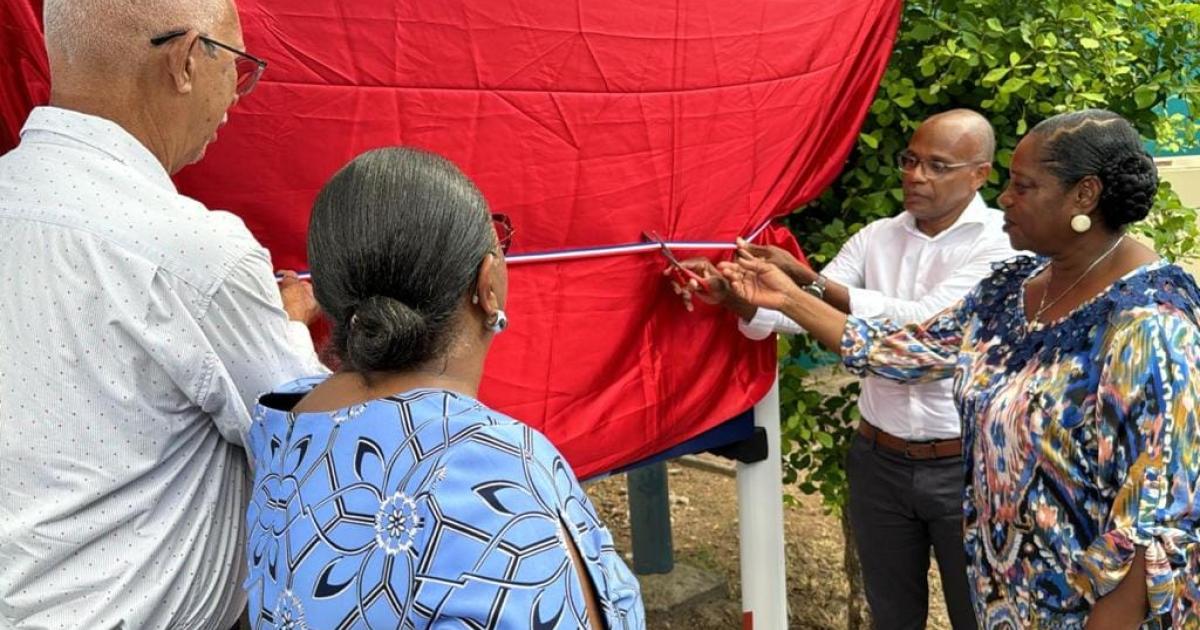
[1070,214,1092,233]
[471,294,479,305]
[487,309,508,333]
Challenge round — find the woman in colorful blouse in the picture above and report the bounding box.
[242,147,644,629]
[712,110,1200,628]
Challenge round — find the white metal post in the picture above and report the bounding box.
[737,371,788,628]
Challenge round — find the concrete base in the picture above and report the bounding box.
[636,562,728,614]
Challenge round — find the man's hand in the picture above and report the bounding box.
[718,250,805,312]
[278,270,320,325]
[735,238,816,286]
[664,258,757,319]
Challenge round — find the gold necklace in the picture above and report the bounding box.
[1030,236,1124,329]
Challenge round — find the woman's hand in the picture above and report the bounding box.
[735,238,815,286]
[718,251,804,312]
[666,257,758,319]
[719,248,848,352]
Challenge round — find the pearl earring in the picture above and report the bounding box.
[1070,214,1092,233]
[486,309,508,333]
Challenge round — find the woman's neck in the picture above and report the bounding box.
[292,350,486,414]
[1040,232,1133,291]
[358,369,482,399]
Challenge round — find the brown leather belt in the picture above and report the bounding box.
[858,421,962,460]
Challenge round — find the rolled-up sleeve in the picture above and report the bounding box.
[1072,311,1200,620]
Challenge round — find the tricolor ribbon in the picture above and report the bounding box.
[276,219,774,280]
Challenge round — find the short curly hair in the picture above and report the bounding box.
[1029,109,1158,230]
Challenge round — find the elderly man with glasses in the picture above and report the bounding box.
[674,109,1017,629]
[0,0,326,628]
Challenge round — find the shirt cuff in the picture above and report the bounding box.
[738,308,777,341]
[841,315,875,376]
[847,287,886,319]
[1070,525,1197,618]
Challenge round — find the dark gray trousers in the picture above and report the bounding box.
[846,432,977,630]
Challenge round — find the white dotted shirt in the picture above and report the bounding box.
[0,107,326,630]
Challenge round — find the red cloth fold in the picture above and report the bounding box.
[0,0,47,152]
[0,0,900,478]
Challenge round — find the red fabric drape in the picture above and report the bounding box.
[0,0,47,152]
[0,0,900,478]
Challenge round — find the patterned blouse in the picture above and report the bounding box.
[843,256,1200,629]
[243,378,645,629]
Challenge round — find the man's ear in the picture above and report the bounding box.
[164,30,201,94]
[972,162,993,190]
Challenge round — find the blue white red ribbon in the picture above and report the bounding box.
[276,219,774,280]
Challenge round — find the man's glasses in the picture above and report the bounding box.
[491,213,515,254]
[150,30,268,97]
[896,150,984,178]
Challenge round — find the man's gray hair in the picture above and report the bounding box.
[44,0,226,66]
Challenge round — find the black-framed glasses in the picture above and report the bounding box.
[150,30,267,97]
[896,150,984,178]
[491,213,515,254]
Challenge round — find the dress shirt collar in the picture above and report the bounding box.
[21,106,176,193]
[900,192,991,241]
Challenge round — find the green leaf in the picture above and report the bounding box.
[1079,37,1101,49]
[909,22,939,41]
[999,77,1028,94]
[985,17,1003,32]
[1009,52,1021,66]
[859,132,880,149]
[982,67,1009,84]
[1016,118,1027,135]
[1134,85,1158,110]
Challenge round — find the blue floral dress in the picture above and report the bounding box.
[243,378,645,629]
[843,257,1200,629]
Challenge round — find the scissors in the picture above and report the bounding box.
[643,231,711,293]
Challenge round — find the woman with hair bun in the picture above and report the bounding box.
[241,147,644,629]
[711,110,1200,628]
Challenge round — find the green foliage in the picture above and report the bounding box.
[778,335,860,515]
[788,0,1200,266]
[1136,181,1200,263]
[779,0,1200,512]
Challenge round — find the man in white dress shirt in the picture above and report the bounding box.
[677,110,1016,629]
[0,0,325,628]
